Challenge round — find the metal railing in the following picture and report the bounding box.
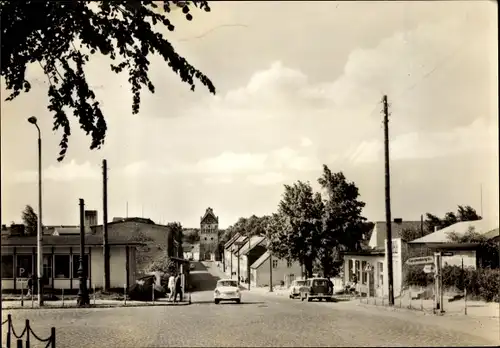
[2,314,55,348]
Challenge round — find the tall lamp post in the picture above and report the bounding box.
[27,116,43,306]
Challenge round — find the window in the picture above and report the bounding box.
[361,261,367,284]
[348,259,353,281]
[43,254,53,279]
[1,255,14,278]
[287,260,293,268]
[16,255,33,278]
[204,237,207,241]
[72,255,89,278]
[378,262,384,286]
[210,237,213,241]
[54,255,71,278]
[272,260,278,269]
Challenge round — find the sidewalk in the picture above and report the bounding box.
[357,294,499,319]
[2,298,189,310]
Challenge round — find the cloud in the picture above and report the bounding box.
[348,118,497,164]
[195,152,268,174]
[300,137,313,148]
[14,160,100,183]
[247,172,286,186]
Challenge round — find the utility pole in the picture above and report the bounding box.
[420,214,424,237]
[269,252,273,292]
[102,159,110,291]
[383,95,395,306]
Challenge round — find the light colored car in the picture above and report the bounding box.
[289,279,309,299]
[214,279,241,304]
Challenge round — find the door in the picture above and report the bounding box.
[42,254,53,288]
[369,272,375,297]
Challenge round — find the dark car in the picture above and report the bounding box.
[300,277,334,302]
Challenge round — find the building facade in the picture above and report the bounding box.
[199,208,220,261]
[250,251,302,288]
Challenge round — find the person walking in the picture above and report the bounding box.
[174,273,183,303]
[27,273,33,296]
[168,273,176,302]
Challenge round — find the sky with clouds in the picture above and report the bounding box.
[1,1,498,229]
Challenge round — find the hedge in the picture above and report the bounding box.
[404,265,500,302]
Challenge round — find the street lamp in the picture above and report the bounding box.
[27,116,43,306]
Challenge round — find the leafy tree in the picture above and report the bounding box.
[425,205,481,232]
[266,181,324,278]
[1,0,215,161]
[182,228,200,244]
[21,205,38,236]
[317,165,366,277]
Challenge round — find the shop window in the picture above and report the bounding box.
[361,261,367,284]
[54,255,71,278]
[16,255,33,278]
[1,255,14,278]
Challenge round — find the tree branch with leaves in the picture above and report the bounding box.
[1,0,215,161]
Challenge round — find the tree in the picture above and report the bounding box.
[401,227,432,242]
[425,205,481,232]
[21,205,38,236]
[317,165,366,277]
[1,1,215,161]
[266,181,324,278]
[182,228,200,244]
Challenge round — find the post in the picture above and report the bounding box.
[77,199,90,306]
[383,95,395,306]
[409,289,412,309]
[464,288,468,315]
[152,283,155,304]
[237,248,240,284]
[21,280,24,307]
[439,253,444,314]
[247,238,251,290]
[25,319,30,348]
[102,159,110,291]
[62,289,64,307]
[420,214,424,237]
[124,284,127,305]
[269,252,273,292]
[51,327,56,348]
[434,252,442,313]
[93,284,96,305]
[37,134,44,307]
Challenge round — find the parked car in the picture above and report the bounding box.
[289,279,309,299]
[300,277,334,302]
[214,279,241,304]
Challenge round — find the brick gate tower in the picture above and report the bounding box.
[199,207,220,261]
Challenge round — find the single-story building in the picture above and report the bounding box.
[250,251,302,288]
[223,232,242,275]
[408,219,499,269]
[1,234,142,293]
[237,235,267,283]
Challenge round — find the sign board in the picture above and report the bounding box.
[441,252,454,257]
[423,264,435,274]
[405,256,434,266]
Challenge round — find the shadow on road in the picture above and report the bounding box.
[193,300,266,305]
[188,262,220,292]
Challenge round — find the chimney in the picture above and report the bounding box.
[393,218,403,223]
[84,210,98,233]
[434,226,439,232]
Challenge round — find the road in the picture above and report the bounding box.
[2,261,499,347]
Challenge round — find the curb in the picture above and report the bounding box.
[3,302,191,310]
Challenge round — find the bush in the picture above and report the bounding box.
[405,264,500,302]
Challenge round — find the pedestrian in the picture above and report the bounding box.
[27,273,33,296]
[174,273,182,303]
[168,273,175,302]
[327,277,334,294]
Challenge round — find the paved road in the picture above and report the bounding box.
[2,261,498,347]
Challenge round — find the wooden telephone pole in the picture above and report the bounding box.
[383,95,395,306]
[103,159,110,291]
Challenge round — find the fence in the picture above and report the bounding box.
[2,314,56,348]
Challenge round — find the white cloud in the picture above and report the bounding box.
[348,118,497,164]
[300,137,313,148]
[247,172,286,186]
[196,152,268,174]
[123,161,150,178]
[203,176,233,185]
[14,160,100,183]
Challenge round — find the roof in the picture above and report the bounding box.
[409,219,499,244]
[251,250,270,269]
[343,249,385,256]
[231,235,249,252]
[238,235,266,256]
[369,220,422,249]
[224,232,241,249]
[0,234,143,247]
[53,227,80,235]
[200,207,218,224]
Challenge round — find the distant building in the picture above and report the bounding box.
[199,208,220,261]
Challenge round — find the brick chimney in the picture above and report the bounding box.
[84,210,98,233]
